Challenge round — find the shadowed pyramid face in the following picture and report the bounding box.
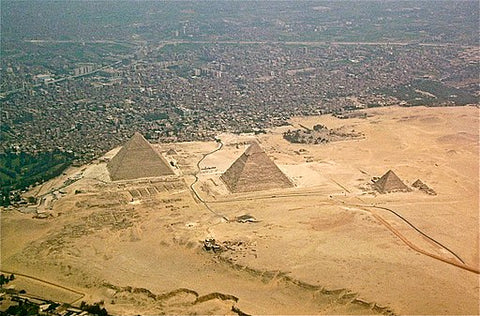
[107,132,174,181]
[221,141,293,193]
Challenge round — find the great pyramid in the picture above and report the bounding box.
[374,170,411,193]
[107,132,174,181]
[220,142,293,193]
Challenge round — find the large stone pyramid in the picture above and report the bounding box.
[374,170,411,193]
[220,142,293,193]
[107,132,174,181]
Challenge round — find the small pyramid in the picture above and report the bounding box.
[107,132,174,181]
[412,179,424,188]
[412,179,436,195]
[220,141,293,193]
[374,170,411,193]
[166,148,178,156]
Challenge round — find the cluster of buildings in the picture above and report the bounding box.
[0,42,476,164]
[0,292,97,316]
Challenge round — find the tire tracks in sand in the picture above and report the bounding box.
[0,269,85,304]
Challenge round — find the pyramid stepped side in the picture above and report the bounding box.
[220,154,248,192]
[412,179,426,188]
[412,179,436,195]
[233,153,293,192]
[244,142,264,155]
[374,170,410,193]
[221,143,293,193]
[107,133,174,181]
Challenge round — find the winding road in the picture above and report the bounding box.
[188,140,229,221]
[188,178,479,274]
[358,206,479,274]
[371,205,465,264]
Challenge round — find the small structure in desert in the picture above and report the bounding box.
[235,214,258,223]
[220,141,293,193]
[166,148,178,156]
[107,132,174,181]
[373,170,411,193]
[412,179,437,195]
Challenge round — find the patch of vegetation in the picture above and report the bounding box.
[0,273,15,287]
[0,150,74,206]
[284,124,361,145]
[284,126,329,144]
[144,111,169,121]
[6,301,39,316]
[167,63,196,79]
[79,301,109,316]
[378,79,478,106]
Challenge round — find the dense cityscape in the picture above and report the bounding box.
[1,2,479,315]
[2,42,478,157]
[1,0,478,191]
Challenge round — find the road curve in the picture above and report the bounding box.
[189,183,479,275]
[360,209,480,275]
[371,205,466,264]
[189,140,228,221]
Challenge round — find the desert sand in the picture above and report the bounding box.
[1,105,478,315]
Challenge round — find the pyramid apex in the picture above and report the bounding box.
[131,132,146,140]
[245,141,264,156]
[107,132,174,181]
[374,169,410,193]
[378,169,400,180]
[412,179,424,186]
[220,141,293,193]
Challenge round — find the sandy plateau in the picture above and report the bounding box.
[1,106,479,315]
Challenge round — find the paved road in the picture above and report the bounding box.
[195,182,479,274]
[1,60,123,97]
[360,207,479,275]
[154,39,474,49]
[189,140,229,221]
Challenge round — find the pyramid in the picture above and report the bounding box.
[220,142,293,193]
[107,132,174,181]
[166,148,178,156]
[412,179,436,195]
[374,170,411,193]
[412,179,425,189]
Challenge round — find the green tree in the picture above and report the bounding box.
[27,196,37,204]
[13,193,21,202]
[1,191,11,207]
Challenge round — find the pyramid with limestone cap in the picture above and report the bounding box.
[107,132,174,181]
[220,141,293,193]
[374,170,411,193]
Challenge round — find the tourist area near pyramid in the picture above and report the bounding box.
[1,106,479,315]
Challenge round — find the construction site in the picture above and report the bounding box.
[1,105,479,315]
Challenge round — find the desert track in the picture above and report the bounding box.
[196,182,479,274]
[370,205,466,264]
[189,140,228,220]
[362,209,479,274]
[0,269,85,304]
